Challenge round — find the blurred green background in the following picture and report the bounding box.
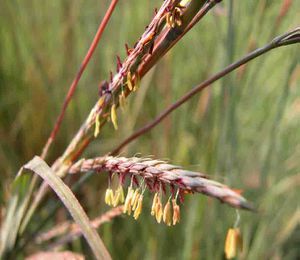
[0,0,299,259]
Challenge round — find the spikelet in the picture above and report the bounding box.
[133,195,143,220]
[224,228,243,259]
[94,113,101,137]
[111,104,118,130]
[163,200,172,226]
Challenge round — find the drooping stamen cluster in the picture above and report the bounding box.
[104,174,125,207]
[102,172,181,225]
[123,186,144,220]
[165,1,185,28]
[150,192,180,226]
[69,156,254,225]
[69,156,254,211]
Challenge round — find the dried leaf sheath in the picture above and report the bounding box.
[69,156,254,211]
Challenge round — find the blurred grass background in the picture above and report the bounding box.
[0,0,299,259]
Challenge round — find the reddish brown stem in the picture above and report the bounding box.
[41,0,119,159]
[111,29,300,155]
[138,0,216,78]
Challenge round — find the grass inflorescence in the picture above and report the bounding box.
[0,0,299,259]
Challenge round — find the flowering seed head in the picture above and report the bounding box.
[163,200,172,226]
[224,228,243,259]
[70,156,253,211]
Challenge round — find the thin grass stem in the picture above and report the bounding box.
[111,28,300,155]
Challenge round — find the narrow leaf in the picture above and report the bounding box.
[22,156,111,260]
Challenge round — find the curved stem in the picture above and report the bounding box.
[111,28,300,155]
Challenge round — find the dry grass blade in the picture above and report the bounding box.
[22,156,111,260]
[69,156,254,211]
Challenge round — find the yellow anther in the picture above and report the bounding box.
[151,193,158,216]
[224,228,243,259]
[94,113,101,137]
[112,186,124,207]
[155,197,163,223]
[175,15,182,27]
[127,71,133,91]
[119,186,125,203]
[133,195,143,220]
[172,199,180,225]
[104,188,114,206]
[123,187,133,215]
[163,200,172,226]
[166,12,173,28]
[133,73,140,92]
[132,192,140,211]
[97,95,105,107]
[130,189,138,206]
[119,91,126,111]
[111,104,118,130]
